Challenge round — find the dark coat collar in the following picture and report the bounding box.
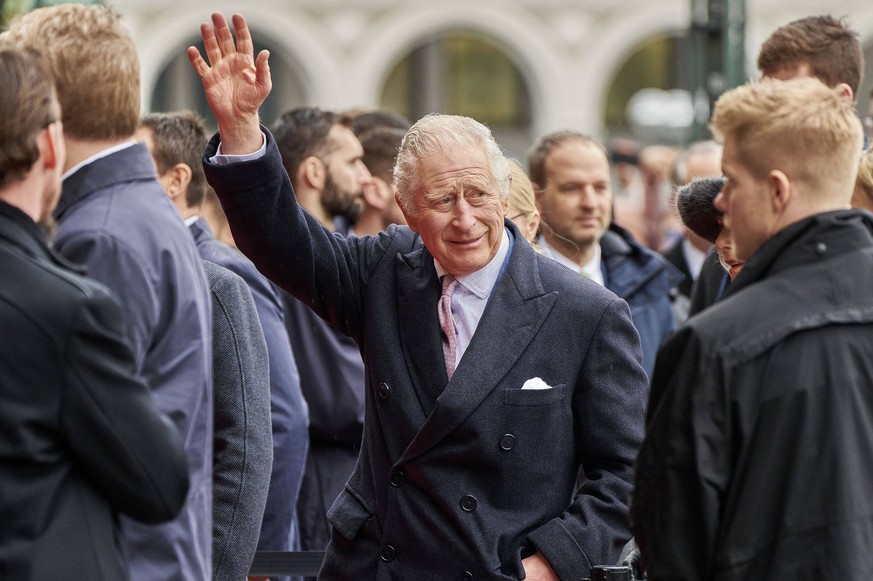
[54,143,157,221]
[601,222,684,300]
[0,200,86,274]
[727,209,873,296]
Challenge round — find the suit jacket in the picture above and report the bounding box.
[204,130,649,581]
[54,143,213,580]
[0,201,189,580]
[202,261,273,581]
[688,247,730,317]
[190,218,309,557]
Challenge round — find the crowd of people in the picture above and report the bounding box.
[1,3,872,581]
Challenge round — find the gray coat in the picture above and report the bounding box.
[55,143,213,580]
[203,261,273,581]
[204,131,649,581]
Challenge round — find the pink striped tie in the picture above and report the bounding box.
[438,275,459,379]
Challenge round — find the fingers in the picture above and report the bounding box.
[232,13,254,59]
[187,46,209,78]
[212,12,237,58]
[201,20,222,66]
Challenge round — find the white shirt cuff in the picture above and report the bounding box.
[210,131,267,165]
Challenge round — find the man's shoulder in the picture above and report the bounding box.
[0,240,118,332]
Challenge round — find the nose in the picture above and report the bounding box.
[714,191,725,213]
[579,185,597,208]
[356,160,372,185]
[453,196,477,232]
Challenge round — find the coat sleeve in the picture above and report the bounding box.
[205,262,274,580]
[631,325,730,580]
[60,287,190,523]
[528,297,649,580]
[202,128,395,345]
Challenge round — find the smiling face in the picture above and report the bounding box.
[536,139,612,264]
[402,146,508,277]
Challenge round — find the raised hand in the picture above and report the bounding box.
[188,13,270,154]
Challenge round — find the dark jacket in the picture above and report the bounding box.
[687,246,730,317]
[202,261,273,581]
[54,143,213,580]
[190,218,310,557]
[602,224,683,377]
[633,210,873,580]
[203,130,649,581]
[0,201,189,580]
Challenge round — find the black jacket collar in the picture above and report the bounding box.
[0,200,87,275]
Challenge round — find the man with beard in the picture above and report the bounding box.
[270,107,373,551]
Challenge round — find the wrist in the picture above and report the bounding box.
[217,115,263,155]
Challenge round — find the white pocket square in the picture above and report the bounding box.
[521,377,552,390]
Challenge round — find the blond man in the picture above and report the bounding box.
[633,77,872,580]
[1,6,213,580]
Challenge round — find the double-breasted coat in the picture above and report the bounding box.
[204,131,649,580]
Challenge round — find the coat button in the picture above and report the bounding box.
[456,572,474,581]
[390,469,406,487]
[815,242,828,255]
[378,382,390,400]
[380,544,396,562]
[499,433,516,451]
[460,495,477,512]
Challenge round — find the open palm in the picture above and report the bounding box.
[188,13,271,126]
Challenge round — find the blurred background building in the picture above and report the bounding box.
[3,0,873,159]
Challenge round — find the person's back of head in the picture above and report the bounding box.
[1,4,140,141]
[392,113,510,217]
[359,126,406,185]
[139,111,209,210]
[0,49,59,192]
[757,15,864,96]
[271,107,347,189]
[350,109,412,138]
[711,77,864,209]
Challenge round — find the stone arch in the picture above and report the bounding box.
[348,4,563,138]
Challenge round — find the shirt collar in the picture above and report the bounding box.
[435,228,510,299]
[62,140,138,181]
[537,235,604,286]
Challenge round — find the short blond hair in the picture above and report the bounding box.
[710,77,862,199]
[1,4,140,140]
[507,158,537,216]
[856,148,873,204]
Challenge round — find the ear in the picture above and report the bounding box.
[161,163,193,201]
[39,122,62,171]
[300,155,326,190]
[768,169,792,213]
[835,82,854,104]
[501,195,510,214]
[363,178,389,210]
[397,192,418,232]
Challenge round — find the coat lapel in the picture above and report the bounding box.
[398,236,557,465]
[396,246,449,417]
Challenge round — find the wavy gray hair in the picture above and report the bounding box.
[393,114,510,216]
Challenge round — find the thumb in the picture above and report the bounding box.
[255,49,272,94]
